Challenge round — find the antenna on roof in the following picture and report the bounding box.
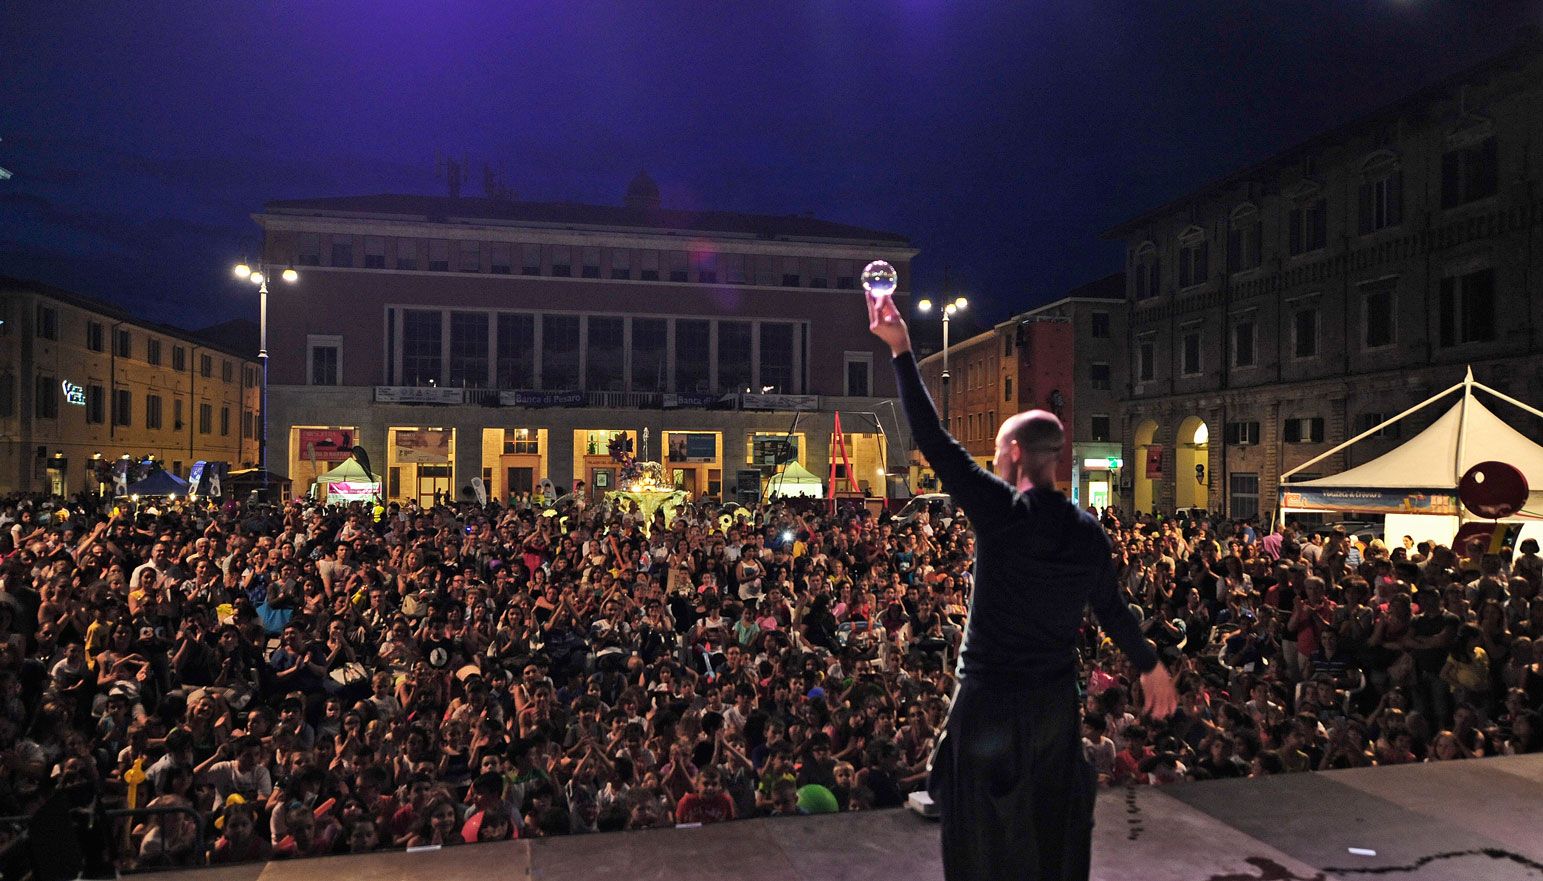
[482,163,516,203]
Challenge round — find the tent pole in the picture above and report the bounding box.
[1454,368,1474,529]
[1471,380,1543,421]
[1279,379,1464,483]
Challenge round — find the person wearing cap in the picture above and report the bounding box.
[868,289,1175,881]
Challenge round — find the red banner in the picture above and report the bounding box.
[298,428,356,462]
[1145,445,1165,479]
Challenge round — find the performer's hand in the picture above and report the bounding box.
[866,290,911,356]
[1140,663,1178,720]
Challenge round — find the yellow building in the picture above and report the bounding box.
[0,278,261,495]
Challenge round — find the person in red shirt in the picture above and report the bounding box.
[1111,725,1153,786]
[675,768,735,824]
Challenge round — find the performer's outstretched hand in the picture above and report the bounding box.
[867,290,911,357]
[1140,662,1178,720]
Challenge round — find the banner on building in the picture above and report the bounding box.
[664,392,737,409]
[1145,445,1164,479]
[393,429,452,464]
[741,393,818,411]
[499,389,585,407]
[326,481,381,502]
[298,428,357,462]
[1278,486,1460,516]
[668,432,719,463]
[375,386,461,404]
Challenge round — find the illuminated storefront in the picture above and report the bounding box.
[386,427,455,506]
[573,429,638,498]
[663,430,722,497]
[480,428,549,503]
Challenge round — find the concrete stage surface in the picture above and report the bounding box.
[139,753,1543,881]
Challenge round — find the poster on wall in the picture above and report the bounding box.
[298,429,356,462]
[393,429,451,464]
[1145,445,1164,479]
[668,433,718,463]
[1278,487,1459,516]
[327,481,381,502]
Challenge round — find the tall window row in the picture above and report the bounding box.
[386,310,803,395]
[295,234,868,291]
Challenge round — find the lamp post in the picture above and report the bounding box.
[915,295,968,426]
[232,261,298,494]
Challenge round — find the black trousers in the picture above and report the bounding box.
[928,677,1095,881]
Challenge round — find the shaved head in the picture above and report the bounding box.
[994,409,1064,489]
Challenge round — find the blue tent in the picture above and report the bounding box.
[124,469,190,497]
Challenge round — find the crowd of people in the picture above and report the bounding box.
[0,486,1537,871]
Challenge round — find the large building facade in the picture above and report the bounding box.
[256,176,915,506]
[0,278,260,494]
[1109,39,1543,520]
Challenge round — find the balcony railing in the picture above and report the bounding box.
[373,387,824,411]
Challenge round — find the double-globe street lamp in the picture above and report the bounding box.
[916,295,968,426]
[232,261,298,494]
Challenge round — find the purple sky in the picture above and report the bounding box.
[2,1,1539,330]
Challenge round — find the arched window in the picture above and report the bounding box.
[1227,204,1263,273]
[1178,226,1209,289]
[1133,241,1160,300]
[1357,150,1403,234]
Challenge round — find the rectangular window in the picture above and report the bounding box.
[365,236,386,268]
[522,244,542,276]
[145,394,162,430]
[330,239,353,267]
[1225,421,1260,445]
[428,240,450,272]
[586,316,625,391]
[242,411,253,439]
[674,319,711,393]
[1090,414,1111,442]
[1004,375,1012,402]
[722,254,747,285]
[1355,412,1402,439]
[1178,239,1209,287]
[807,258,828,289]
[1229,472,1260,521]
[631,317,668,392]
[1283,416,1325,444]
[395,238,418,270]
[1441,136,1498,208]
[757,322,795,394]
[1181,332,1201,376]
[174,399,183,430]
[844,352,872,397]
[298,233,321,266]
[222,360,233,383]
[1232,319,1257,368]
[834,260,856,290]
[1293,308,1318,359]
[86,321,104,352]
[495,313,535,388]
[401,309,444,386]
[489,243,513,275]
[449,311,489,387]
[36,306,57,340]
[35,375,58,418]
[458,241,480,272]
[668,251,688,283]
[1134,256,1160,300]
[582,247,602,279]
[1358,170,1403,234]
[1090,312,1110,339]
[540,314,581,389]
[1439,268,1496,347]
[173,346,186,371]
[200,354,212,378]
[1089,362,1111,390]
[1362,280,1396,349]
[718,321,753,393]
[199,403,212,434]
[640,251,661,281]
[114,329,132,358]
[1288,197,1328,255]
[552,245,575,276]
[1227,219,1263,273]
[220,406,230,436]
[86,384,105,424]
[610,249,632,280]
[309,337,341,386]
[147,338,161,366]
[1138,341,1155,382]
[112,388,131,426]
[1,374,17,417]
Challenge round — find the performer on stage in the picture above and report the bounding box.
[866,290,1176,881]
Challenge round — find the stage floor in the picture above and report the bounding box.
[138,753,1543,881]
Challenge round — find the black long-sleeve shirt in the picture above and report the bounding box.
[892,352,1157,687]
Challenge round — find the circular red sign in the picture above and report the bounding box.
[1459,460,1529,519]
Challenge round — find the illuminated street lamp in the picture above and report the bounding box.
[914,295,969,425]
[232,260,298,492]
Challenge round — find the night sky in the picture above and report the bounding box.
[2,1,1540,331]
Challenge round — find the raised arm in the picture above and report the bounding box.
[868,291,1015,532]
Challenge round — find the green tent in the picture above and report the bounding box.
[310,457,381,502]
[766,460,823,498]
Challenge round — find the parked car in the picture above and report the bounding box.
[894,493,956,528]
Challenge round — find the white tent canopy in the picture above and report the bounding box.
[766,460,824,498]
[1279,369,1543,522]
[310,457,381,502]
